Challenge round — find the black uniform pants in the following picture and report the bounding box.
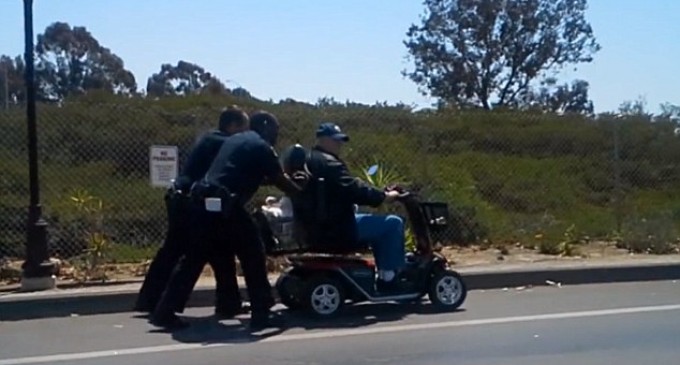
[151,201,274,319]
[135,192,241,313]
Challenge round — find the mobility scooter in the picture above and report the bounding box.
[255,147,467,317]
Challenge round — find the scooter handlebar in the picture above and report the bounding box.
[384,185,412,200]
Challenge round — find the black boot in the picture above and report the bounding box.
[149,312,190,330]
[249,310,280,331]
[215,303,250,319]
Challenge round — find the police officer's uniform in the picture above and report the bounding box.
[135,130,242,315]
[150,130,286,329]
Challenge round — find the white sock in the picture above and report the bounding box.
[382,270,395,282]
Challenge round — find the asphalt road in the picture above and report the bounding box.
[1,280,679,365]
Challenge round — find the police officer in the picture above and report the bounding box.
[134,106,249,318]
[150,111,303,330]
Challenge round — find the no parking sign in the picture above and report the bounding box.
[149,145,178,188]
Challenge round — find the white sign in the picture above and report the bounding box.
[149,145,179,188]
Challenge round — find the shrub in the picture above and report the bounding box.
[617,211,679,254]
[3,93,680,260]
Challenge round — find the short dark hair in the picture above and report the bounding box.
[250,110,280,145]
[218,105,249,131]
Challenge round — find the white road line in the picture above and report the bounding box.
[1,303,679,365]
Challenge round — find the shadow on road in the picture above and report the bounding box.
[281,299,466,330]
[168,316,284,345]
[162,300,466,345]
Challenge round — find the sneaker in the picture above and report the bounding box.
[377,272,415,294]
[376,279,403,294]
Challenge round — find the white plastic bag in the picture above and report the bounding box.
[280,196,293,218]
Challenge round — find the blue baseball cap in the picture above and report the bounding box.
[316,122,349,142]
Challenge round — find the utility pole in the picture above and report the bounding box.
[20,0,56,291]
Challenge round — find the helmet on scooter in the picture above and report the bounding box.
[280,143,308,175]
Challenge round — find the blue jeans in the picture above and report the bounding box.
[355,213,406,271]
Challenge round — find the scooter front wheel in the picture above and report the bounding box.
[428,270,467,310]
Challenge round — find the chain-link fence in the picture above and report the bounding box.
[2,97,680,267]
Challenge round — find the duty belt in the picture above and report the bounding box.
[190,180,238,217]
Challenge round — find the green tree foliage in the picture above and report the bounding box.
[0,55,26,106]
[231,87,252,99]
[618,96,652,119]
[146,60,228,97]
[34,22,137,101]
[404,0,601,111]
[521,78,594,115]
[658,103,680,122]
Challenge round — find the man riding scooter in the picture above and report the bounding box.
[289,122,408,292]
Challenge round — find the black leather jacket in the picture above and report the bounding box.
[293,145,385,251]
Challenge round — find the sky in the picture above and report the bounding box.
[1,0,678,113]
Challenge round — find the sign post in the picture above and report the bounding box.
[149,145,179,188]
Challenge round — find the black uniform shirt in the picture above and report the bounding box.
[175,130,230,191]
[203,130,282,204]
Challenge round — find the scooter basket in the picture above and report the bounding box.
[253,209,304,255]
[266,216,304,254]
[419,202,450,232]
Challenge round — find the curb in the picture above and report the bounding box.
[1,262,678,322]
[0,279,145,293]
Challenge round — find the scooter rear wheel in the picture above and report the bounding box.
[304,275,346,317]
[428,269,467,310]
[275,273,304,310]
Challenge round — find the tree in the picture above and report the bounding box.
[35,22,137,101]
[200,78,230,96]
[521,78,594,115]
[146,60,228,97]
[404,0,601,110]
[231,87,252,98]
[0,55,26,106]
[618,96,651,119]
[658,102,680,123]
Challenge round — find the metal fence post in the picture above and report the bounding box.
[2,65,8,110]
[613,116,623,233]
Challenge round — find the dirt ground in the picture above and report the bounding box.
[441,241,649,267]
[3,240,679,287]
